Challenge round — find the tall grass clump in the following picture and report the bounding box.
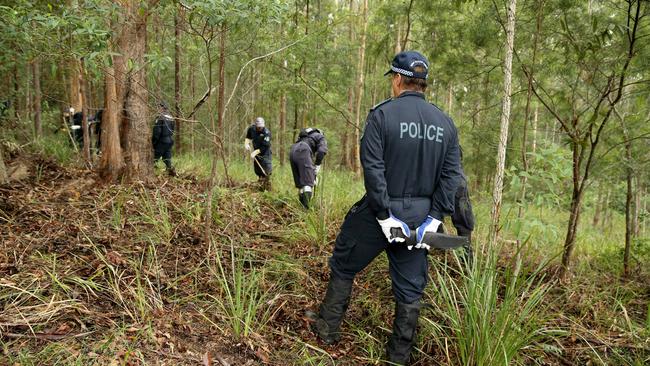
[206,247,278,340]
[137,190,173,243]
[280,166,364,246]
[421,249,559,365]
[33,133,76,164]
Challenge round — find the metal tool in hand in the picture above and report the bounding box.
[252,154,268,177]
[390,228,469,250]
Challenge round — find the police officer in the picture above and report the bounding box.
[245,117,272,191]
[310,51,462,365]
[152,102,176,176]
[71,111,84,147]
[289,127,328,208]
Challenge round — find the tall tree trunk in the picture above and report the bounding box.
[119,0,153,181]
[32,58,42,139]
[202,31,216,244]
[69,60,83,111]
[562,175,584,269]
[292,86,299,142]
[174,4,182,153]
[602,189,611,230]
[593,187,603,227]
[189,51,196,154]
[532,104,538,155]
[517,0,543,221]
[79,59,91,165]
[0,145,7,184]
[395,21,402,54]
[341,0,355,169]
[25,63,31,123]
[489,0,517,246]
[279,86,287,165]
[623,143,633,277]
[643,188,647,236]
[616,107,634,277]
[99,64,124,181]
[633,176,640,237]
[216,24,227,138]
[12,60,19,120]
[559,0,642,279]
[473,73,491,191]
[351,0,368,175]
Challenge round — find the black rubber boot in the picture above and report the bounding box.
[386,300,421,365]
[299,191,312,209]
[259,176,271,191]
[312,275,353,344]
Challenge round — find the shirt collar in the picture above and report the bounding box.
[397,90,425,99]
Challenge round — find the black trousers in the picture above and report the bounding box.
[328,197,429,304]
[289,142,315,188]
[253,154,272,177]
[154,143,173,170]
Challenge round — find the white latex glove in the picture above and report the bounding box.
[377,214,411,243]
[244,138,252,151]
[411,215,442,251]
[250,149,261,158]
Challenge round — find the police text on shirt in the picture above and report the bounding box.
[399,122,444,142]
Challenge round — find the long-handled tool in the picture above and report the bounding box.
[390,228,469,250]
[252,154,268,177]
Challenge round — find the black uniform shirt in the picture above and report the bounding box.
[360,91,462,222]
[152,114,175,146]
[296,128,328,165]
[246,125,272,156]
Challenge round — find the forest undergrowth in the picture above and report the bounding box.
[1,149,648,365]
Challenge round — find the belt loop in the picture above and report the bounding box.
[404,194,412,209]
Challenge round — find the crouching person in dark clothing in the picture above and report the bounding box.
[152,102,176,176]
[245,117,272,191]
[289,127,327,209]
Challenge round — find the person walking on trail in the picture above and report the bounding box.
[309,51,463,365]
[245,117,272,191]
[152,101,177,177]
[289,127,328,209]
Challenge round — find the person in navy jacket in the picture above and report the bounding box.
[310,51,463,365]
[245,117,272,191]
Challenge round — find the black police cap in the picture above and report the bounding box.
[384,51,429,79]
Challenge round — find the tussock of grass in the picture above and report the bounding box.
[422,250,560,365]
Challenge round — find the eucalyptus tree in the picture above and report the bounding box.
[490,0,517,247]
[184,0,288,242]
[519,0,646,277]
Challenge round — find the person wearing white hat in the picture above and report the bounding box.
[244,117,272,190]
